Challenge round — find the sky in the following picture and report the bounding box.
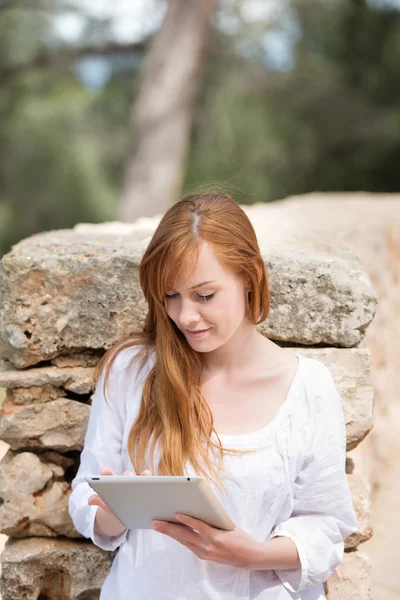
[53,0,291,44]
[54,0,400,88]
[54,0,294,87]
[54,0,400,44]
[54,0,166,44]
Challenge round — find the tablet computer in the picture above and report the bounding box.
[85,475,235,531]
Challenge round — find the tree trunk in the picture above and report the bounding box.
[118,0,216,222]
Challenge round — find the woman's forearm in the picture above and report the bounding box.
[247,536,301,571]
[94,506,127,537]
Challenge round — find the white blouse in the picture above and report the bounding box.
[68,345,359,600]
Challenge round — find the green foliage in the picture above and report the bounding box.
[183,0,400,203]
[0,73,119,255]
[0,1,138,256]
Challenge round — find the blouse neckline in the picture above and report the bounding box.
[211,352,303,447]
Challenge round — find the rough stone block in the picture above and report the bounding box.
[50,349,104,368]
[0,231,376,367]
[345,456,373,549]
[0,362,94,395]
[324,550,372,600]
[0,450,78,538]
[0,398,89,451]
[6,384,66,405]
[0,537,114,600]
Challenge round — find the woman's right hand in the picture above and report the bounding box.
[88,465,152,537]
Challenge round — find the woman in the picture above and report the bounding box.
[69,193,359,600]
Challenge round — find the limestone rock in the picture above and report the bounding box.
[324,550,372,600]
[0,398,90,451]
[6,384,66,405]
[0,450,78,538]
[50,349,104,368]
[0,362,94,394]
[74,218,160,237]
[260,249,376,349]
[38,450,77,471]
[345,456,373,549]
[0,230,376,367]
[0,536,114,600]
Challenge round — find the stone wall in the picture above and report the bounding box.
[0,201,378,600]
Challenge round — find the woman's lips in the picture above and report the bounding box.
[185,328,210,338]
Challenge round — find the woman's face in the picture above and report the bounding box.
[164,240,251,351]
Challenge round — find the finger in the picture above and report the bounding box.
[100,466,115,476]
[175,513,212,535]
[122,470,135,476]
[141,470,152,476]
[88,495,101,507]
[153,520,201,546]
[88,494,109,512]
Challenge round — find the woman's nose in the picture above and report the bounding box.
[179,300,201,328]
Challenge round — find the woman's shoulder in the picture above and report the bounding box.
[104,343,155,385]
[295,354,339,410]
[299,356,347,459]
[115,343,154,370]
[298,353,335,384]
[111,343,144,366]
[297,354,343,421]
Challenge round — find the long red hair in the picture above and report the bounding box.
[93,193,271,493]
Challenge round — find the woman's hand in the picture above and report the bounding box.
[88,466,152,537]
[152,513,264,570]
[88,466,151,513]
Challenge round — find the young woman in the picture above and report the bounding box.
[69,193,359,600]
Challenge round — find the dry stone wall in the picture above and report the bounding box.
[0,205,377,600]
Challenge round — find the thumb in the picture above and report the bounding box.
[88,494,110,513]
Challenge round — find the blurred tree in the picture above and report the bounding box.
[119,0,217,222]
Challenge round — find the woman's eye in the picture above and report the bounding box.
[164,293,215,301]
[198,293,215,301]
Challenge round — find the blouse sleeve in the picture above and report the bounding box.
[68,348,137,551]
[269,359,360,592]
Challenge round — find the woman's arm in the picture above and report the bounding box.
[265,359,359,591]
[247,536,301,571]
[68,347,142,550]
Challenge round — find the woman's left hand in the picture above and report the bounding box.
[152,513,262,569]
